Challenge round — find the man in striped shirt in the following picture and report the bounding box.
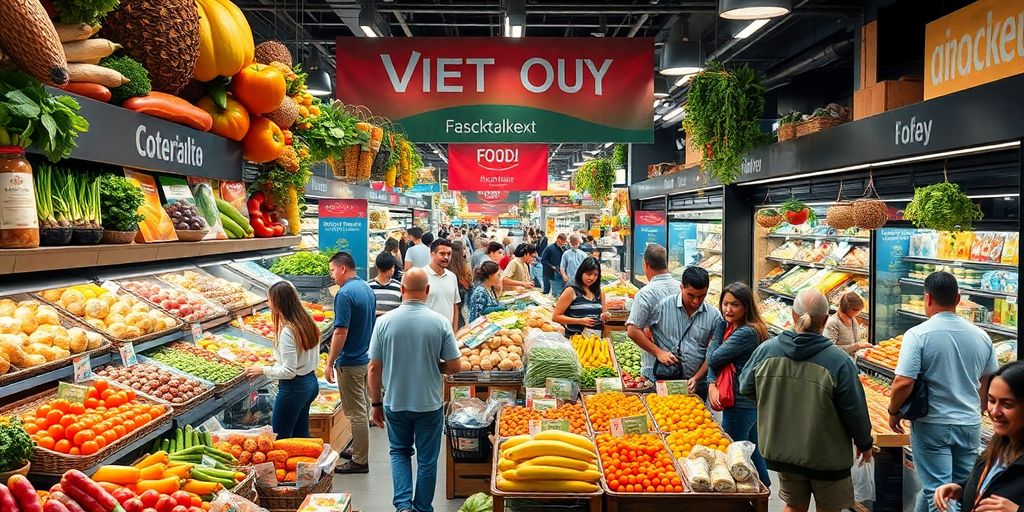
[370,253,402,316]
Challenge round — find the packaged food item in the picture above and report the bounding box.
[951,231,974,260]
[218,180,251,219]
[188,177,227,240]
[1002,233,1019,265]
[123,168,178,243]
[0,148,39,248]
[710,452,736,493]
[726,442,757,483]
[682,457,711,492]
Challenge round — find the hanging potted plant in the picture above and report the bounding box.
[683,62,766,185]
[777,111,802,142]
[756,208,783,229]
[851,175,889,230]
[903,181,983,232]
[574,158,615,201]
[780,199,816,226]
[825,180,856,230]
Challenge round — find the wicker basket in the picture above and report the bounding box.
[777,123,798,142]
[101,229,138,244]
[232,470,258,503]
[175,229,209,242]
[33,287,187,347]
[94,355,216,417]
[0,382,173,475]
[256,470,333,512]
[795,116,847,137]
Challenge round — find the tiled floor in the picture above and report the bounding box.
[332,427,817,512]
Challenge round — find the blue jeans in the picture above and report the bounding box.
[271,372,318,438]
[385,407,444,512]
[530,263,543,288]
[911,422,981,512]
[721,406,771,488]
[549,276,565,298]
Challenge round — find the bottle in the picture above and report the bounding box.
[0,146,39,248]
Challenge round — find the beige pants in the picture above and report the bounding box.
[337,364,369,465]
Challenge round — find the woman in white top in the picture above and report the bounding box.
[244,282,321,438]
[823,292,872,356]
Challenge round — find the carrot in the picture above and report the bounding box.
[162,464,191,480]
[138,464,165,481]
[59,82,111,102]
[122,92,214,132]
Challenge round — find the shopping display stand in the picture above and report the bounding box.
[488,439,603,512]
[602,490,768,512]
[309,401,353,451]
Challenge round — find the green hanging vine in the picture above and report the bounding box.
[682,61,766,185]
[574,158,615,201]
[903,181,983,232]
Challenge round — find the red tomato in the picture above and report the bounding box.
[156,495,177,512]
[169,492,192,508]
[123,499,145,512]
[112,488,137,505]
[171,506,189,512]
[139,490,161,509]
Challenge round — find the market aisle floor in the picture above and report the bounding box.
[333,427,813,512]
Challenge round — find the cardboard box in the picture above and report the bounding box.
[853,79,923,120]
[309,406,352,450]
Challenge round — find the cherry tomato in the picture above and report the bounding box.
[170,492,192,508]
[112,488,136,505]
[123,498,145,512]
[70,402,86,415]
[156,495,177,512]
[73,429,95,446]
[54,439,71,453]
[36,436,55,450]
[59,414,78,427]
[47,424,65,440]
[139,490,161,508]
[94,379,108,393]
[36,404,52,419]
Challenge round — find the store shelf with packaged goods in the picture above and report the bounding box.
[764,257,870,276]
[896,309,1017,337]
[902,256,1018,272]
[856,357,897,380]
[765,232,870,244]
[898,278,1017,300]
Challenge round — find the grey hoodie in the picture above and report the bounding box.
[739,329,874,481]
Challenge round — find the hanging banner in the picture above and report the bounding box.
[467,203,512,215]
[540,195,582,208]
[319,199,369,279]
[336,37,653,143]
[924,0,1024,100]
[633,211,666,274]
[463,190,520,214]
[448,144,548,191]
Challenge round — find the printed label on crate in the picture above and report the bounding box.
[464,324,501,349]
[72,354,93,382]
[57,381,89,403]
[450,386,474,401]
[296,461,320,487]
[200,455,218,468]
[456,437,481,452]
[545,378,577,400]
[490,389,517,405]
[529,418,570,435]
[119,343,138,366]
[524,387,548,408]
[596,377,623,393]
[100,280,120,294]
[583,328,603,338]
[656,380,689,396]
[191,322,203,341]
[254,462,278,487]
[479,371,491,383]
[200,416,224,433]
[610,415,650,437]
[531,398,557,411]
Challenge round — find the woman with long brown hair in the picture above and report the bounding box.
[450,240,473,328]
[244,281,321,437]
[706,282,772,488]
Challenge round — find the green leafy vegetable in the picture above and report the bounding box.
[580,366,617,389]
[574,158,615,201]
[301,100,369,162]
[459,493,493,512]
[0,419,34,472]
[903,181,983,232]
[0,70,90,161]
[99,173,145,231]
[270,251,332,276]
[100,56,152,104]
[524,347,582,387]
[51,0,122,25]
[612,144,627,169]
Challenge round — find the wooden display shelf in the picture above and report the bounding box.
[445,443,492,499]
[0,237,300,275]
[309,404,353,451]
[603,491,769,512]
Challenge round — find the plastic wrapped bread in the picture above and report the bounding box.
[687,444,717,466]
[727,441,757,482]
[682,457,712,492]
[711,452,736,493]
[736,480,759,493]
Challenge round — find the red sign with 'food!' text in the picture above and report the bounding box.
[448,144,548,192]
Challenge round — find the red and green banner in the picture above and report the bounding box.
[336,37,653,143]
[448,144,548,191]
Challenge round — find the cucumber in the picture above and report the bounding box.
[192,183,220,227]
[216,198,252,234]
[175,428,183,451]
[220,213,244,239]
[184,425,193,449]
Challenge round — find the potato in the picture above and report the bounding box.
[480,359,494,371]
[459,347,471,356]
[460,360,472,371]
[125,326,142,339]
[498,359,514,371]
[468,354,481,365]
[67,333,85,353]
[85,318,106,331]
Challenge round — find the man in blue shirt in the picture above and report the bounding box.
[888,271,998,512]
[326,251,376,474]
[369,268,462,512]
[560,234,588,285]
[540,233,567,296]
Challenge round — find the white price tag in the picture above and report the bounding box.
[72,354,93,383]
[191,323,203,341]
[200,455,218,468]
[118,344,137,366]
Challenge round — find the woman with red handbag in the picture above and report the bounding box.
[707,282,772,488]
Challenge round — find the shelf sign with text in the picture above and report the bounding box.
[336,37,653,143]
[633,210,667,274]
[448,144,548,191]
[925,0,1024,100]
[319,199,369,279]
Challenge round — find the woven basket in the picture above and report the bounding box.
[33,288,187,347]
[777,123,798,142]
[257,470,333,512]
[101,229,138,244]
[0,382,173,475]
[175,229,209,242]
[232,470,258,503]
[94,356,216,417]
[795,116,847,137]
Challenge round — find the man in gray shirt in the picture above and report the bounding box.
[404,227,430,270]
[627,244,680,359]
[560,234,588,282]
[643,266,721,400]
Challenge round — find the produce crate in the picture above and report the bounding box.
[0,380,173,475]
[794,115,847,138]
[490,436,603,512]
[143,343,245,394]
[279,275,332,302]
[257,469,333,512]
[495,402,590,438]
[94,355,216,417]
[116,276,229,324]
[156,266,267,312]
[308,403,352,450]
[608,341,654,393]
[581,391,657,434]
[34,286,186,346]
[444,378,522,405]
[445,442,492,499]
[777,123,797,142]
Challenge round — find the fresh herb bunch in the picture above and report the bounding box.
[100,56,152,104]
[270,251,331,276]
[0,419,34,472]
[778,111,803,126]
[51,0,121,25]
[683,61,766,185]
[575,158,615,201]
[301,100,369,162]
[99,174,145,231]
[903,181,983,232]
[0,70,89,161]
[757,208,781,217]
[286,64,308,96]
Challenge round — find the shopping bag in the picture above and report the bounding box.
[712,363,737,411]
[852,451,876,502]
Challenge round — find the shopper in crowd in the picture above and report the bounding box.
[383,237,403,282]
[450,240,473,328]
[368,268,462,512]
[581,234,597,257]
[501,236,514,257]
[498,248,512,270]
[552,256,610,336]
[245,282,320,438]
[399,230,410,261]
[470,238,490,269]
[326,251,376,474]
[404,227,430,271]
[640,266,720,399]
[705,282,772,487]
[626,244,680,367]
[421,232,435,249]
[424,238,461,331]
[824,292,871,355]
[540,233,568,296]
[502,243,537,292]
[535,230,549,255]
[560,234,589,285]
[466,261,507,322]
[888,271,998,512]
[934,361,1024,512]
[739,288,873,512]
[370,253,403,317]
[485,241,505,264]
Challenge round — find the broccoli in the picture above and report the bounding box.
[0,419,34,472]
[100,56,152,104]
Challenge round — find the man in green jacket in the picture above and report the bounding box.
[739,289,874,512]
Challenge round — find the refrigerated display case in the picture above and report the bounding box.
[669,220,723,306]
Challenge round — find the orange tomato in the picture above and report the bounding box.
[37,436,55,450]
[113,425,126,438]
[36,404,52,419]
[101,430,117,442]
[232,63,286,115]
[123,420,137,432]
[85,398,99,409]
[59,414,78,428]
[80,440,99,455]
[241,117,285,163]
[54,439,71,453]
[65,423,83,441]
[51,399,71,413]
[94,379,108,393]
[23,422,40,435]
[47,424,65,441]
[94,435,107,449]
[196,96,251,142]
[70,447,80,455]
[70,402,85,415]
[73,429,95,446]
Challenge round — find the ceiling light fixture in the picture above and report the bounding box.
[503,0,525,38]
[734,19,771,39]
[358,4,384,37]
[660,16,704,76]
[305,54,333,96]
[654,76,669,98]
[719,0,791,20]
[674,74,695,88]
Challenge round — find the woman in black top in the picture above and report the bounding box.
[935,361,1024,512]
[552,257,610,336]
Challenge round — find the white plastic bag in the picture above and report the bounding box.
[726,441,758,483]
[852,452,876,502]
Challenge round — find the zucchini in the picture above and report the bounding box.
[216,198,252,233]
